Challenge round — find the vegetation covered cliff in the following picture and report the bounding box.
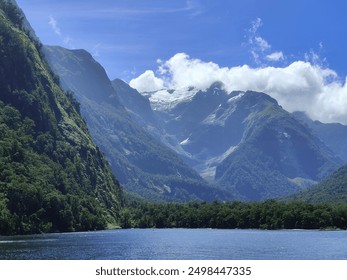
[0,0,123,235]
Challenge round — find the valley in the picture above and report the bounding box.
[0,0,347,237]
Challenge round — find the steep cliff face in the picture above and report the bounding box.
[293,111,347,163]
[135,84,342,201]
[213,91,341,200]
[43,46,231,202]
[0,0,123,235]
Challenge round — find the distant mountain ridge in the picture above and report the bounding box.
[44,46,231,202]
[2,0,346,241]
[293,111,347,163]
[289,164,347,203]
[24,9,343,203]
[213,90,341,200]
[112,78,156,129]
[126,83,343,200]
[43,42,344,201]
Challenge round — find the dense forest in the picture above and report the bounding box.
[0,0,123,236]
[1,1,347,237]
[290,165,347,203]
[120,199,347,230]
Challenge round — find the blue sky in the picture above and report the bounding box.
[16,0,347,80]
[15,0,347,124]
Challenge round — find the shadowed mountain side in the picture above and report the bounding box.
[293,111,347,163]
[130,84,343,201]
[43,46,232,202]
[288,164,347,203]
[0,1,122,235]
[214,94,341,200]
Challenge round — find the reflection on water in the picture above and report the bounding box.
[0,239,58,244]
[0,229,346,260]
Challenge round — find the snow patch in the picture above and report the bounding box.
[163,184,172,193]
[180,138,191,145]
[196,145,238,179]
[227,92,245,104]
[123,148,131,155]
[203,113,217,125]
[141,87,199,111]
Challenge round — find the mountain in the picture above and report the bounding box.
[43,46,230,202]
[0,0,122,235]
[111,79,157,130]
[4,0,38,40]
[214,91,342,200]
[133,83,342,201]
[293,111,347,163]
[289,164,347,202]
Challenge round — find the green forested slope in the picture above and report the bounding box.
[0,1,122,235]
[290,165,347,203]
[44,46,232,202]
[215,92,340,200]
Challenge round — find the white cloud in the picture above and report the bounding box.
[48,16,61,36]
[251,50,260,64]
[92,43,102,57]
[64,1,204,21]
[254,36,271,51]
[130,52,347,124]
[185,0,204,16]
[247,18,285,65]
[48,15,74,48]
[130,18,345,124]
[129,70,164,92]
[63,36,72,45]
[266,51,284,62]
[249,18,263,34]
[304,48,328,67]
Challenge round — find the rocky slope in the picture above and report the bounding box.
[0,0,123,235]
[44,46,231,202]
[135,83,342,200]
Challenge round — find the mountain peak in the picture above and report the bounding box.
[243,90,279,105]
[209,81,225,90]
[0,3,122,234]
[44,46,122,106]
[45,46,230,202]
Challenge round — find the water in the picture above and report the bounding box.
[0,229,346,260]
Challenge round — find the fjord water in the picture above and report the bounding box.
[0,229,346,260]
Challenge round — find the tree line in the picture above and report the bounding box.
[120,199,347,230]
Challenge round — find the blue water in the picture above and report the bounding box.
[0,229,346,260]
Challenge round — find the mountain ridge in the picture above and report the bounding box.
[130,83,343,200]
[289,164,347,203]
[44,45,232,202]
[293,111,347,163]
[0,1,123,235]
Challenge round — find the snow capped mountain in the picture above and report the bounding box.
[44,46,232,202]
[132,82,343,200]
[141,86,200,111]
[39,41,346,202]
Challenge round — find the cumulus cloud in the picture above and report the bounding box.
[130,52,347,124]
[266,51,284,62]
[247,18,286,65]
[129,18,346,124]
[254,36,271,52]
[129,70,164,92]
